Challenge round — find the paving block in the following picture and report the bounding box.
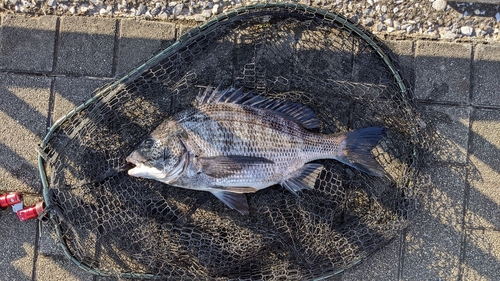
[472,44,500,107]
[116,19,176,76]
[419,104,471,164]
[383,40,415,88]
[53,76,109,122]
[341,236,401,281]
[463,230,500,281]
[36,253,94,281]
[0,15,58,72]
[467,108,500,229]
[0,74,51,194]
[402,165,465,280]
[414,41,471,104]
[178,24,196,38]
[56,17,116,77]
[0,212,36,281]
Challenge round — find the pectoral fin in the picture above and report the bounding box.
[198,155,274,178]
[210,190,249,215]
[280,163,324,195]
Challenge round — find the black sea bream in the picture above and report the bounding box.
[126,86,386,214]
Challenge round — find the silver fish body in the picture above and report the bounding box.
[126,87,385,214]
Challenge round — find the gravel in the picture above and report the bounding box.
[1,0,499,41]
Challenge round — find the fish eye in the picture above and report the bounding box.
[143,139,155,150]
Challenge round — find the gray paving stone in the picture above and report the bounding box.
[402,165,464,280]
[463,230,500,281]
[414,41,471,104]
[419,104,471,164]
[383,40,415,88]
[472,44,500,107]
[36,253,95,281]
[467,108,500,229]
[56,17,116,77]
[341,236,401,280]
[0,74,51,194]
[178,24,196,38]
[115,19,176,76]
[0,15,57,72]
[0,212,36,281]
[53,76,109,121]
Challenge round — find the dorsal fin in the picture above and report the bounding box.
[195,86,320,129]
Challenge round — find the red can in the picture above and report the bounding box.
[0,192,23,208]
[17,202,45,221]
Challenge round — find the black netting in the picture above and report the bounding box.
[41,4,425,279]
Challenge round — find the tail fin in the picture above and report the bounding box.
[338,126,386,177]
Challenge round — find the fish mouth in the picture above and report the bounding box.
[125,152,189,183]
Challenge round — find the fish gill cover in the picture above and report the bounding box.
[39,3,427,279]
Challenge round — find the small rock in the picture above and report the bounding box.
[393,20,401,30]
[195,14,206,21]
[99,7,108,15]
[80,3,89,12]
[150,6,161,16]
[168,1,177,6]
[442,30,458,40]
[496,12,500,22]
[384,18,393,27]
[69,5,76,14]
[136,4,146,16]
[432,0,446,11]
[375,23,385,32]
[406,25,414,33]
[201,8,212,18]
[363,17,374,26]
[393,7,398,13]
[172,3,183,16]
[381,5,387,13]
[212,3,221,15]
[47,0,57,7]
[460,26,474,36]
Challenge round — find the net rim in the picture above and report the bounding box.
[38,2,414,278]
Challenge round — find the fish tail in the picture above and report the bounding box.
[337,126,386,177]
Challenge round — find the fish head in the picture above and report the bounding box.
[126,134,188,183]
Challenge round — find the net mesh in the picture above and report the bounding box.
[41,4,425,279]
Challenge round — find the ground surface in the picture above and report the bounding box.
[1,0,500,280]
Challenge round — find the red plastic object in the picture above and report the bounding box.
[0,192,23,208]
[17,201,45,221]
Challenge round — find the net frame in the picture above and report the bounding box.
[37,2,422,279]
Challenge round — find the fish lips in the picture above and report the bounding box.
[125,151,189,183]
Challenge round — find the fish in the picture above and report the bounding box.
[126,86,386,215]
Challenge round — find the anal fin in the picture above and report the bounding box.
[280,163,324,195]
[210,190,249,215]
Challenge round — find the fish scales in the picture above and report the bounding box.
[126,86,386,214]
